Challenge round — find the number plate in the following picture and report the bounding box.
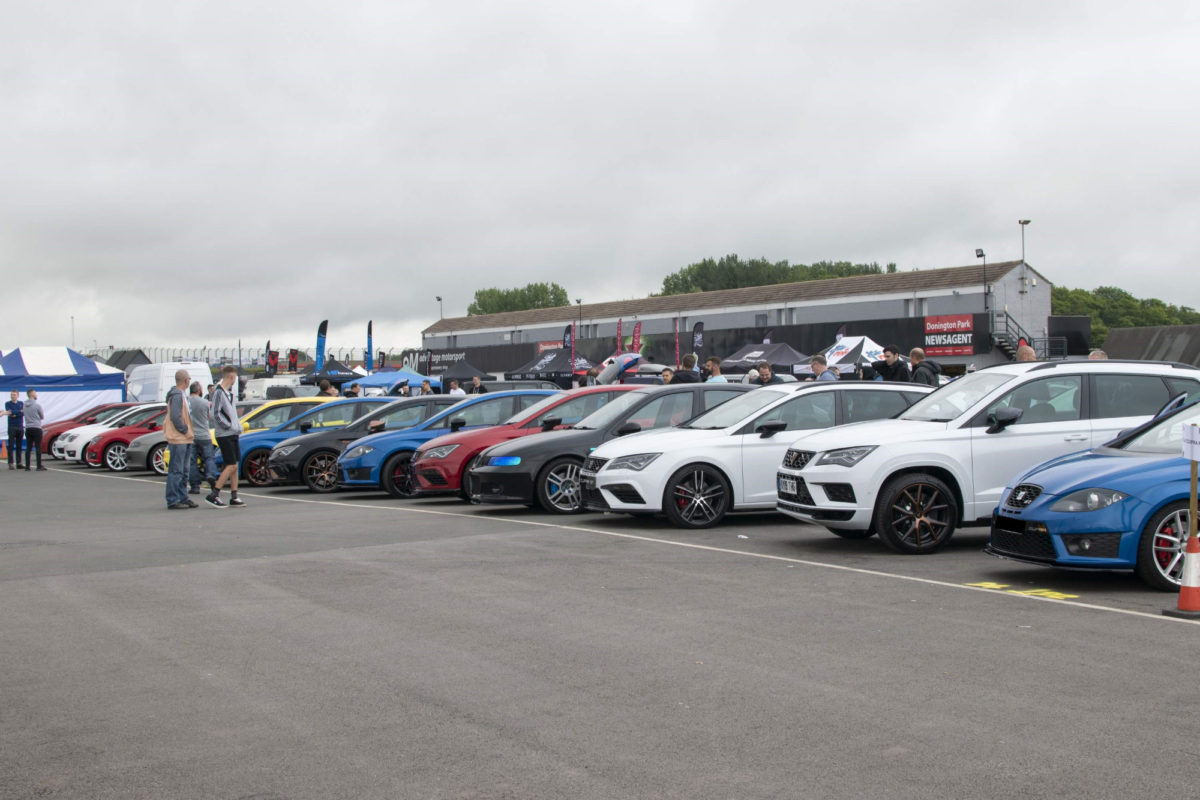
[778,476,797,495]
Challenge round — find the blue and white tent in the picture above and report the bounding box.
[354,367,441,395]
[0,348,125,434]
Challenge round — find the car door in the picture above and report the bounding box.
[969,374,1086,515]
[739,391,837,505]
[1089,373,1173,445]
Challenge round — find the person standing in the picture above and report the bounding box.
[187,381,218,496]
[3,390,23,470]
[908,348,942,386]
[344,382,361,397]
[750,361,783,386]
[660,368,674,384]
[207,365,245,508]
[317,379,339,397]
[871,345,910,382]
[669,354,700,384]
[704,357,727,383]
[1016,345,1038,362]
[418,380,433,395]
[467,376,489,394]
[447,380,466,396]
[809,355,838,381]
[163,371,195,508]
[20,389,46,471]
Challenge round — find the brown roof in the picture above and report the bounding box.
[424,260,1026,335]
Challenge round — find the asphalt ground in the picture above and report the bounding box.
[2,462,1199,799]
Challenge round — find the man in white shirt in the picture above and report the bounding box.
[448,380,466,396]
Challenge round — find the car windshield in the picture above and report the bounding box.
[900,372,1016,422]
[502,392,567,425]
[679,389,782,429]
[571,390,651,430]
[92,406,130,424]
[1122,405,1200,454]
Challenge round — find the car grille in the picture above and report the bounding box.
[1005,483,1043,509]
[583,455,608,473]
[777,474,816,506]
[990,516,1057,560]
[418,469,448,486]
[783,449,815,469]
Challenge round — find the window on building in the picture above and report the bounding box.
[755,313,768,327]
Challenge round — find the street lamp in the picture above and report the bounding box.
[975,248,987,313]
[575,298,582,334]
[1018,219,1031,263]
[436,296,443,318]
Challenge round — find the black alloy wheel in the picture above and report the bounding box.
[383,452,417,498]
[873,473,959,554]
[663,464,731,529]
[242,450,272,487]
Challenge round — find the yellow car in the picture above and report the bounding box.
[165,397,333,467]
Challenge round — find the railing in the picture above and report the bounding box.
[1032,337,1069,360]
[83,346,409,367]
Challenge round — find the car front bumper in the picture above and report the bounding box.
[470,466,535,504]
[774,470,871,527]
[586,469,659,512]
[985,504,1143,570]
[413,460,459,495]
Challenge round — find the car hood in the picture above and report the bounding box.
[129,431,166,448]
[591,427,727,460]
[483,427,600,458]
[62,423,113,440]
[784,417,949,451]
[274,426,368,450]
[418,423,522,453]
[1015,448,1187,497]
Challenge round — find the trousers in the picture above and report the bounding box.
[24,428,43,469]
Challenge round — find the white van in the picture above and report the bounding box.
[243,374,305,400]
[126,362,215,403]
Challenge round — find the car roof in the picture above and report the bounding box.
[977,360,1200,376]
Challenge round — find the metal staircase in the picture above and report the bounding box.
[990,310,1067,361]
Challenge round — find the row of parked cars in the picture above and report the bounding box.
[49,359,1200,590]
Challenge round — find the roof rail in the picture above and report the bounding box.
[1026,359,1199,372]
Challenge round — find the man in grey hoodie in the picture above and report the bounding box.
[206,365,244,507]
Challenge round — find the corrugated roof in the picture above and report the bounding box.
[424,260,1026,335]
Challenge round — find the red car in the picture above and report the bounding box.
[412,385,639,498]
[43,402,139,457]
[85,409,167,471]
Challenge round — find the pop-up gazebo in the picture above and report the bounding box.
[0,347,126,435]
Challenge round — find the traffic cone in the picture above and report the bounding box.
[1164,534,1200,619]
[0,441,6,461]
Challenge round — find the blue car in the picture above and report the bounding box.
[987,399,1200,591]
[228,397,393,486]
[337,389,556,497]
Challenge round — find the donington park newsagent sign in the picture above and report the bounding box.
[924,314,975,356]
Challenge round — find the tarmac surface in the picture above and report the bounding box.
[3,462,1199,799]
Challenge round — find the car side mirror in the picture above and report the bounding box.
[299,422,312,433]
[85,416,97,424]
[241,421,250,432]
[146,421,158,430]
[449,417,467,432]
[986,406,1022,434]
[756,420,788,438]
[615,421,642,436]
[541,416,562,431]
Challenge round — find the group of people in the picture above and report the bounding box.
[648,345,945,387]
[164,367,244,510]
[2,389,45,471]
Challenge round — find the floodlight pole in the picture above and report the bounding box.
[1019,219,1031,263]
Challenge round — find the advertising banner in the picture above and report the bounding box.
[366,321,374,371]
[631,322,642,354]
[691,322,704,361]
[287,349,299,372]
[315,320,328,370]
[924,314,975,356]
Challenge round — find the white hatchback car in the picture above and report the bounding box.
[775,360,1200,553]
[54,404,165,462]
[582,381,931,528]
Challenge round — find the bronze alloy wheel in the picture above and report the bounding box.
[302,451,340,493]
[874,473,958,554]
[243,450,272,486]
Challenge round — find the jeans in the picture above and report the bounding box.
[166,442,192,506]
[6,427,22,466]
[190,439,217,491]
[24,428,43,469]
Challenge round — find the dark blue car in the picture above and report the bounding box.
[988,398,1200,590]
[336,389,556,497]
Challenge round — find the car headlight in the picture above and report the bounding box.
[1050,488,1128,513]
[343,445,375,460]
[64,434,76,442]
[421,444,460,460]
[274,445,299,458]
[606,453,661,471]
[815,446,878,468]
[88,437,102,446]
[488,455,521,467]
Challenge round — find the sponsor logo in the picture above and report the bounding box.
[924,314,975,356]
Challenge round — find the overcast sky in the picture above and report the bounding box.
[3,0,1198,355]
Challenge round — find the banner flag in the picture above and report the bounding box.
[287,349,299,372]
[674,318,680,368]
[366,321,374,372]
[617,318,623,350]
[691,322,704,361]
[631,322,642,354]
[315,320,328,371]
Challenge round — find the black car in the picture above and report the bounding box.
[469,383,754,513]
[268,395,462,492]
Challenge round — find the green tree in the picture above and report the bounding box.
[1051,285,1200,347]
[468,282,570,315]
[659,254,886,295]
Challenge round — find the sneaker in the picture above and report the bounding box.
[185,500,199,508]
[188,488,201,495]
[204,493,226,508]
[168,502,191,510]
[229,496,245,507]
[7,464,13,470]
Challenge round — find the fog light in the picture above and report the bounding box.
[1027,522,1048,535]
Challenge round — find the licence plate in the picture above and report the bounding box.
[778,476,797,495]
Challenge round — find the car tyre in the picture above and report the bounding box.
[104,442,128,472]
[536,457,585,514]
[46,435,61,460]
[242,449,272,487]
[149,443,168,475]
[873,473,958,554]
[662,464,731,529]
[1137,501,1189,591]
[383,452,417,498]
[301,450,340,493]
[459,454,481,501]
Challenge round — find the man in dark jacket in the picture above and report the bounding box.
[909,348,942,386]
[669,353,701,384]
[871,345,910,382]
[750,361,784,386]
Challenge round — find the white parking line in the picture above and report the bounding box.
[53,466,1200,626]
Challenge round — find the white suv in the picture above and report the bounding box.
[775,361,1200,553]
[583,381,930,528]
